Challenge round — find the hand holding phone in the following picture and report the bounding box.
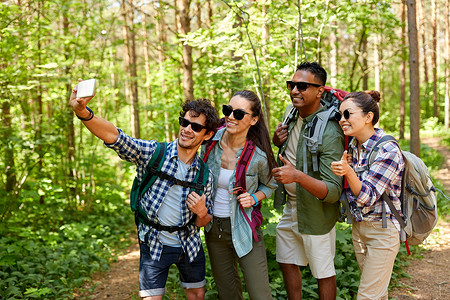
[76,79,97,98]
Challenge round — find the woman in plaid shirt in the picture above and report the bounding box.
[331,91,405,300]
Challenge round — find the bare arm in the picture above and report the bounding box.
[69,81,119,144]
[186,192,212,227]
[272,155,328,199]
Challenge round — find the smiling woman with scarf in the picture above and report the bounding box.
[201,90,277,300]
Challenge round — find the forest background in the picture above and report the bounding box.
[1,0,450,299]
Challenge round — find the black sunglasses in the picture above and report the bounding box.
[339,109,362,120]
[286,81,322,92]
[222,104,250,120]
[178,117,207,132]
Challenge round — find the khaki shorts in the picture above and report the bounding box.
[276,199,336,279]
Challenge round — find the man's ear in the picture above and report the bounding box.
[317,86,325,99]
[203,130,215,142]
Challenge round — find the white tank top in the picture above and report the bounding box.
[213,167,234,217]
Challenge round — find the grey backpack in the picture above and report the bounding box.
[343,135,438,247]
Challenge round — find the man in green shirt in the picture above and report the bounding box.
[272,62,344,300]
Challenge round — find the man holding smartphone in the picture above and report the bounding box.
[69,80,220,300]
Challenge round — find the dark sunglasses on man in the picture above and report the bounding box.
[286,81,322,92]
[222,104,251,121]
[178,117,207,132]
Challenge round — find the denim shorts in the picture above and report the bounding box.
[139,241,206,297]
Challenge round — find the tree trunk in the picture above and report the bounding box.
[445,0,450,129]
[179,0,194,101]
[157,4,172,142]
[418,0,430,114]
[196,0,202,29]
[262,2,271,129]
[329,22,338,88]
[34,0,44,204]
[1,101,16,192]
[141,5,153,121]
[432,0,438,117]
[362,34,368,90]
[373,34,380,92]
[407,0,421,156]
[400,1,407,140]
[63,8,77,202]
[121,0,140,138]
[206,0,217,106]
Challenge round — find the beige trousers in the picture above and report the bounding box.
[352,220,400,300]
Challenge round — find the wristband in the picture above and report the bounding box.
[250,194,259,207]
[76,106,94,121]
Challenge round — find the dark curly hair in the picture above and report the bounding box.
[180,98,220,136]
[232,90,277,174]
[296,61,327,86]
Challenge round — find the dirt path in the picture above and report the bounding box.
[74,233,139,299]
[75,137,450,300]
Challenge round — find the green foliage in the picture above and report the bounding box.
[0,191,134,299]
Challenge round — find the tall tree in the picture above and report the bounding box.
[432,0,438,117]
[407,0,421,156]
[156,2,172,142]
[418,0,429,111]
[141,4,153,122]
[179,0,194,100]
[445,0,450,129]
[121,0,140,138]
[400,0,407,140]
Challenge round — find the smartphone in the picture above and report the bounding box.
[282,106,297,126]
[76,79,97,98]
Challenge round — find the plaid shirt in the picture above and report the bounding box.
[105,129,214,262]
[346,129,404,225]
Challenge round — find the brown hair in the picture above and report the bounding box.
[342,90,381,125]
[232,90,277,173]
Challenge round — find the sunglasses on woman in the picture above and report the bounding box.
[178,117,207,132]
[222,104,250,120]
[339,109,363,120]
[286,81,322,92]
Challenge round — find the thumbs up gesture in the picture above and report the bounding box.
[331,151,351,177]
[272,154,299,184]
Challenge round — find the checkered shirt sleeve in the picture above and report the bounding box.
[105,129,214,262]
[346,129,404,222]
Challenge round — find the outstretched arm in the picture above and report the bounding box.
[69,81,119,144]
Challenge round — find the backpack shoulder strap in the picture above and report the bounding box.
[139,142,167,199]
[303,107,339,173]
[192,158,209,196]
[203,140,217,163]
[366,135,405,229]
[368,135,399,165]
[234,139,256,191]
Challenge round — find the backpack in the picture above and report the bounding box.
[282,86,349,174]
[342,135,438,252]
[203,134,263,242]
[130,142,210,231]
